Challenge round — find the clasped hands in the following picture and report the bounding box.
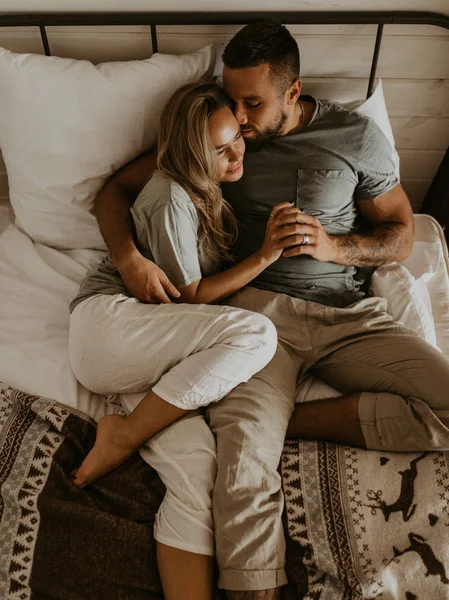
[267,202,337,262]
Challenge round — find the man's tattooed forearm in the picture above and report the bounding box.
[338,224,406,267]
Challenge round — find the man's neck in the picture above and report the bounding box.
[282,98,315,136]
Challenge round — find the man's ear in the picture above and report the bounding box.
[287,78,302,105]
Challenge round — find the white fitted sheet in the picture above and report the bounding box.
[0,224,106,420]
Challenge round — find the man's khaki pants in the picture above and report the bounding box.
[207,286,449,591]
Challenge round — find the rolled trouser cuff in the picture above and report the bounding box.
[358,391,380,449]
[358,390,449,451]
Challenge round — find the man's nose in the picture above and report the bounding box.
[233,104,248,125]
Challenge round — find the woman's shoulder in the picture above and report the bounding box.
[134,171,193,215]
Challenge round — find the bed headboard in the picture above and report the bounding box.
[1,11,448,96]
[1,10,448,235]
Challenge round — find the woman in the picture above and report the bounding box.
[68,81,301,600]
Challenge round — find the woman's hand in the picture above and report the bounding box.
[257,202,306,265]
[181,202,307,305]
[117,252,180,304]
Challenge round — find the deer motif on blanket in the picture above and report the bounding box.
[389,533,449,584]
[365,453,427,522]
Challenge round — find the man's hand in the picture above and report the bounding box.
[117,252,180,304]
[275,185,414,267]
[273,210,338,262]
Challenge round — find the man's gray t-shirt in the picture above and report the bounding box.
[69,171,212,313]
[222,95,399,308]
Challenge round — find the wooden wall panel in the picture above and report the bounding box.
[45,29,154,62]
[399,149,445,180]
[0,27,44,54]
[301,78,449,117]
[402,179,432,211]
[391,117,449,150]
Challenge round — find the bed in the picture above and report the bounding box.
[0,10,449,600]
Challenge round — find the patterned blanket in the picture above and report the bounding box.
[2,383,449,599]
[281,440,449,599]
[0,384,165,599]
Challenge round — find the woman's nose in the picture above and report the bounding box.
[229,147,241,163]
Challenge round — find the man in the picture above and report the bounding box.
[93,21,449,600]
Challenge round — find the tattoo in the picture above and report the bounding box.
[338,223,408,267]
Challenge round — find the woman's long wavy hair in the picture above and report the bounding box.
[157,81,238,265]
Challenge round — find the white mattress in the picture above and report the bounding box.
[0,213,448,419]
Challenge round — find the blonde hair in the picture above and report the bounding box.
[157,81,238,265]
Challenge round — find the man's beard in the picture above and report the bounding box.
[242,110,287,153]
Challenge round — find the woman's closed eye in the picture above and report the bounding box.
[218,132,242,155]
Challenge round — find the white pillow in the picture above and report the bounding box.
[370,263,438,348]
[0,45,215,250]
[341,79,400,177]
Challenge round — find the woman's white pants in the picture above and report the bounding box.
[69,294,277,555]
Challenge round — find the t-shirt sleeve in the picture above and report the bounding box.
[132,186,202,289]
[355,119,400,201]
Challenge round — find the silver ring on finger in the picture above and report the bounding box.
[302,234,310,245]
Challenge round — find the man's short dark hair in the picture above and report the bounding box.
[222,20,300,95]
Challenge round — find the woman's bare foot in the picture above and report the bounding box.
[71,414,136,488]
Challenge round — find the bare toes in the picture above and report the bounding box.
[70,469,86,489]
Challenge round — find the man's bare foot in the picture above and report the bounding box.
[71,414,135,488]
[225,589,280,599]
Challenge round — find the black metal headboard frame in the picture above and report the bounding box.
[1,11,449,100]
